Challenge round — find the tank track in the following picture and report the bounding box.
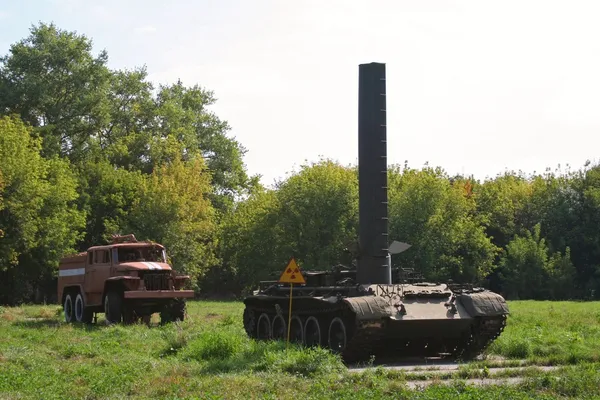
[340,323,382,362]
[453,314,507,361]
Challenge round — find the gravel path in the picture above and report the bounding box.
[347,358,562,387]
[405,377,526,388]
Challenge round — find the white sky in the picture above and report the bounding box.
[1,0,599,186]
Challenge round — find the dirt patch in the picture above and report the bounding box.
[1,313,16,322]
[204,313,222,321]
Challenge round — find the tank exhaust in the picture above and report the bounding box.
[356,62,390,285]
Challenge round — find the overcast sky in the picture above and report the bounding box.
[1,0,599,186]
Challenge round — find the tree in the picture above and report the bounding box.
[274,160,359,270]
[0,116,85,304]
[75,160,145,249]
[568,165,600,295]
[147,81,252,211]
[125,157,218,286]
[0,23,255,213]
[216,160,359,292]
[217,187,281,293]
[388,165,498,282]
[0,23,111,161]
[475,172,533,249]
[499,224,576,299]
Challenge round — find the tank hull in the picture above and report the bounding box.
[243,283,508,362]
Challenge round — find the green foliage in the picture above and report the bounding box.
[475,173,533,248]
[125,157,218,283]
[0,116,84,303]
[388,166,498,282]
[500,224,576,299]
[217,187,281,293]
[76,160,144,248]
[274,160,358,270]
[0,23,252,207]
[0,22,111,160]
[218,160,358,291]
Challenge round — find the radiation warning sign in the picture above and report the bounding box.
[278,258,306,284]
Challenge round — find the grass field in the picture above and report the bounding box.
[1,300,600,399]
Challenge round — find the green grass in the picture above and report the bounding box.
[488,301,600,364]
[0,300,599,399]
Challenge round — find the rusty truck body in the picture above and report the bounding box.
[58,235,194,324]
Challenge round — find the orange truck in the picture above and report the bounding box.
[57,234,194,324]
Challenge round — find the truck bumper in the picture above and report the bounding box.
[124,290,195,299]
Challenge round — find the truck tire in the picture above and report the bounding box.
[75,293,94,324]
[64,293,74,323]
[160,299,186,324]
[104,291,123,324]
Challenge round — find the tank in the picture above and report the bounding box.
[242,62,509,362]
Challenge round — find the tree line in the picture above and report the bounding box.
[1,23,598,304]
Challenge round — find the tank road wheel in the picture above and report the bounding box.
[104,291,123,324]
[304,316,322,347]
[243,308,257,338]
[74,293,94,324]
[256,313,271,340]
[289,316,304,344]
[271,315,286,340]
[328,317,347,353]
[63,293,74,323]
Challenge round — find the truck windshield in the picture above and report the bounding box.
[117,247,167,263]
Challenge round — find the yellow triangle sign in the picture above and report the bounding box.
[278,258,306,284]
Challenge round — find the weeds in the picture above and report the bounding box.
[160,322,189,356]
[182,328,243,361]
[488,301,600,364]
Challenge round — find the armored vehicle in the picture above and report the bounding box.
[242,63,509,362]
[58,234,194,324]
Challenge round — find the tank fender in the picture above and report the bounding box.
[342,296,394,321]
[456,291,509,317]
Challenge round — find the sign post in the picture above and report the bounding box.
[277,257,306,348]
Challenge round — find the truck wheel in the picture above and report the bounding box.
[64,293,74,323]
[160,299,186,324]
[104,291,123,324]
[75,293,94,324]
